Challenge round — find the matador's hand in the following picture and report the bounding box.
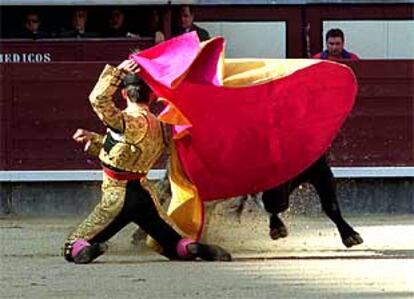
[73,129,93,144]
[116,59,140,73]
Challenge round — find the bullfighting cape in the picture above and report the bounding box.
[131,32,357,240]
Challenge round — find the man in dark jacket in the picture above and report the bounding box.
[60,8,99,38]
[174,5,210,42]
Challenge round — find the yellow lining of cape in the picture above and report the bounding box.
[166,143,203,240]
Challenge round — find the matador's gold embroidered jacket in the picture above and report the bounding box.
[64,65,184,247]
[87,65,165,174]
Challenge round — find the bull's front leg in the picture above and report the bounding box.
[311,166,363,248]
[268,214,288,240]
[262,185,290,240]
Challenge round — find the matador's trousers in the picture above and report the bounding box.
[64,172,184,259]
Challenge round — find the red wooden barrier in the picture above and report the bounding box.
[330,60,413,166]
[0,60,413,170]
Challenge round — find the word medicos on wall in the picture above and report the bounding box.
[0,53,52,63]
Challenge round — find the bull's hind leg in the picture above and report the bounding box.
[262,184,290,240]
[310,160,363,248]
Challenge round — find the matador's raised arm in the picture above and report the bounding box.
[89,65,127,133]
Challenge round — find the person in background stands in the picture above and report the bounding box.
[139,9,165,44]
[174,5,210,42]
[104,8,129,38]
[16,11,49,39]
[60,8,99,38]
[313,28,359,60]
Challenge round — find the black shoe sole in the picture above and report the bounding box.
[73,243,108,264]
[187,243,232,262]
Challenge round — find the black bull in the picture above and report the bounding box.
[260,155,363,248]
[134,156,363,248]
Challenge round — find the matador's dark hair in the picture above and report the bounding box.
[122,73,150,103]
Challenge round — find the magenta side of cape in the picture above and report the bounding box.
[130,31,201,89]
[130,32,224,98]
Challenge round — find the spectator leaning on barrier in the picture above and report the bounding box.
[16,11,49,39]
[138,9,165,44]
[313,28,359,60]
[174,5,210,42]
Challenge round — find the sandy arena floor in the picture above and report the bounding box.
[1,210,413,299]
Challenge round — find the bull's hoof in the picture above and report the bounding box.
[187,243,232,262]
[342,232,363,248]
[269,226,288,240]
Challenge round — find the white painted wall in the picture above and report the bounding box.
[196,21,286,58]
[323,20,414,59]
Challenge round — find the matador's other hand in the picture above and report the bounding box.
[116,59,140,73]
[73,129,93,144]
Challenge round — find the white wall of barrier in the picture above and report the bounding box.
[197,21,287,58]
[323,20,414,59]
